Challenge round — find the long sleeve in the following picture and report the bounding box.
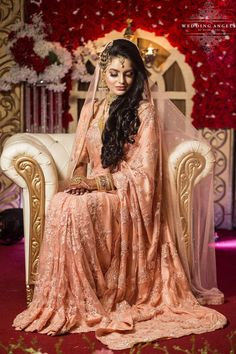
[72,141,89,177]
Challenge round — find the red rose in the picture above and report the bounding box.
[11,36,35,66]
[29,55,50,73]
[8,31,16,41]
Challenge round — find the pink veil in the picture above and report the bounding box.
[66,40,224,305]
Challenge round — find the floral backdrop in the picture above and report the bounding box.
[20,0,236,129]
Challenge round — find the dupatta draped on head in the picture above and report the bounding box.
[67,39,224,306]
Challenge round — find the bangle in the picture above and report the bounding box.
[107,173,115,190]
[70,176,85,187]
[95,176,106,191]
[95,174,115,191]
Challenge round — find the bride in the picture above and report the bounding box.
[13,39,226,350]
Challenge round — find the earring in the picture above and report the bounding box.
[98,72,108,90]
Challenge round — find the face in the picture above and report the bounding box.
[104,56,135,96]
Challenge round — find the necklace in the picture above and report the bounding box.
[98,94,117,135]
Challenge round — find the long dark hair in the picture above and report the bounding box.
[101,39,148,170]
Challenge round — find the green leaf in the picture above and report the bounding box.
[48,51,60,65]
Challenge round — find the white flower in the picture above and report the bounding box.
[46,82,66,92]
[1,14,72,92]
[72,40,99,82]
[9,13,46,48]
[34,40,54,58]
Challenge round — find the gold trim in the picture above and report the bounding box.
[26,284,34,307]
[176,152,206,264]
[14,156,45,303]
[0,0,24,212]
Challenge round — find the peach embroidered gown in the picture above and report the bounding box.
[13,102,226,350]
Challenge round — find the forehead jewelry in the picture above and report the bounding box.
[117,55,126,68]
[99,42,113,71]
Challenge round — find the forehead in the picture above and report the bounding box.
[107,56,133,71]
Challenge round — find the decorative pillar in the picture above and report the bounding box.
[24,83,63,133]
[201,128,234,229]
[0,0,24,212]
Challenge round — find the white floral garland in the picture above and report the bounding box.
[0,14,72,92]
[0,12,104,92]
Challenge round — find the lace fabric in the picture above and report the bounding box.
[13,40,226,350]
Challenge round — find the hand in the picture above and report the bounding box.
[64,176,97,195]
[65,187,90,195]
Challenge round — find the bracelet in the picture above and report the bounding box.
[70,175,85,187]
[107,173,115,190]
[95,174,115,191]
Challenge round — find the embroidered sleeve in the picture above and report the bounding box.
[73,142,89,177]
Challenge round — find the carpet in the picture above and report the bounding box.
[0,230,235,353]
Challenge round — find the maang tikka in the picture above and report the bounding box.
[99,41,126,72]
[99,41,113,71]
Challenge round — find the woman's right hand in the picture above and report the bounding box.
[64,176,96,195]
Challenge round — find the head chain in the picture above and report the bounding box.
[99,41,113,71]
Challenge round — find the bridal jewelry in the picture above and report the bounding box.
[99,42,113,71]
[70,176,85,186]
[98,94,117,135]
[117,55,126,68]
[96,174,115,191]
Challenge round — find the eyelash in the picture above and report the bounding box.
[110,73,134,78]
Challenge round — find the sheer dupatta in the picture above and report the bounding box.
[66,45,224,306]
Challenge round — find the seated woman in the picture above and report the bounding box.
[13,39,226,350]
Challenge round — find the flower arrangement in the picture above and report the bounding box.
[0,14,72,92]
[72,40,99,82]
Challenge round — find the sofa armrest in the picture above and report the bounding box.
[1,133,59,205]
[169,140,215,262]
[0,133,60,303]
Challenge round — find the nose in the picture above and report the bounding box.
[118,74,125,84]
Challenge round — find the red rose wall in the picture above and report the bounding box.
[24,0,236,129]
[23,0,236,228]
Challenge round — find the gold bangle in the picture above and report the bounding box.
[95,176,107,191]
[70,176,85,186]
[107,173,115,190]
[95,176,102,191]
[95,174,115,191]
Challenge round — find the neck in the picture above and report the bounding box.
[106,93,118,106]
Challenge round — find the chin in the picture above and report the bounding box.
[116,92,126,96]
[113,89,128,96]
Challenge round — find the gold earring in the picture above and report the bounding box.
[98,72,108,90]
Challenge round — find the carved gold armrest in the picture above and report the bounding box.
[169,140,215,264]
[14,156,45,304]
[0,133,58,304]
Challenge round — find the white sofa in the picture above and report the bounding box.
[0,133,214,304]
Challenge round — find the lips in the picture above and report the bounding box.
[115,86,126,91]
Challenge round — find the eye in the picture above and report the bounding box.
[125,72,134,78]
[109,72,118,77]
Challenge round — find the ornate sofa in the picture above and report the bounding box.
[0,133,214,303]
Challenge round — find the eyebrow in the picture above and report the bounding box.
[109,68,134,73]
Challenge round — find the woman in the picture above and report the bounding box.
[13,39,226,350]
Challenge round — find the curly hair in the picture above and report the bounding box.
[101,39,148,169]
